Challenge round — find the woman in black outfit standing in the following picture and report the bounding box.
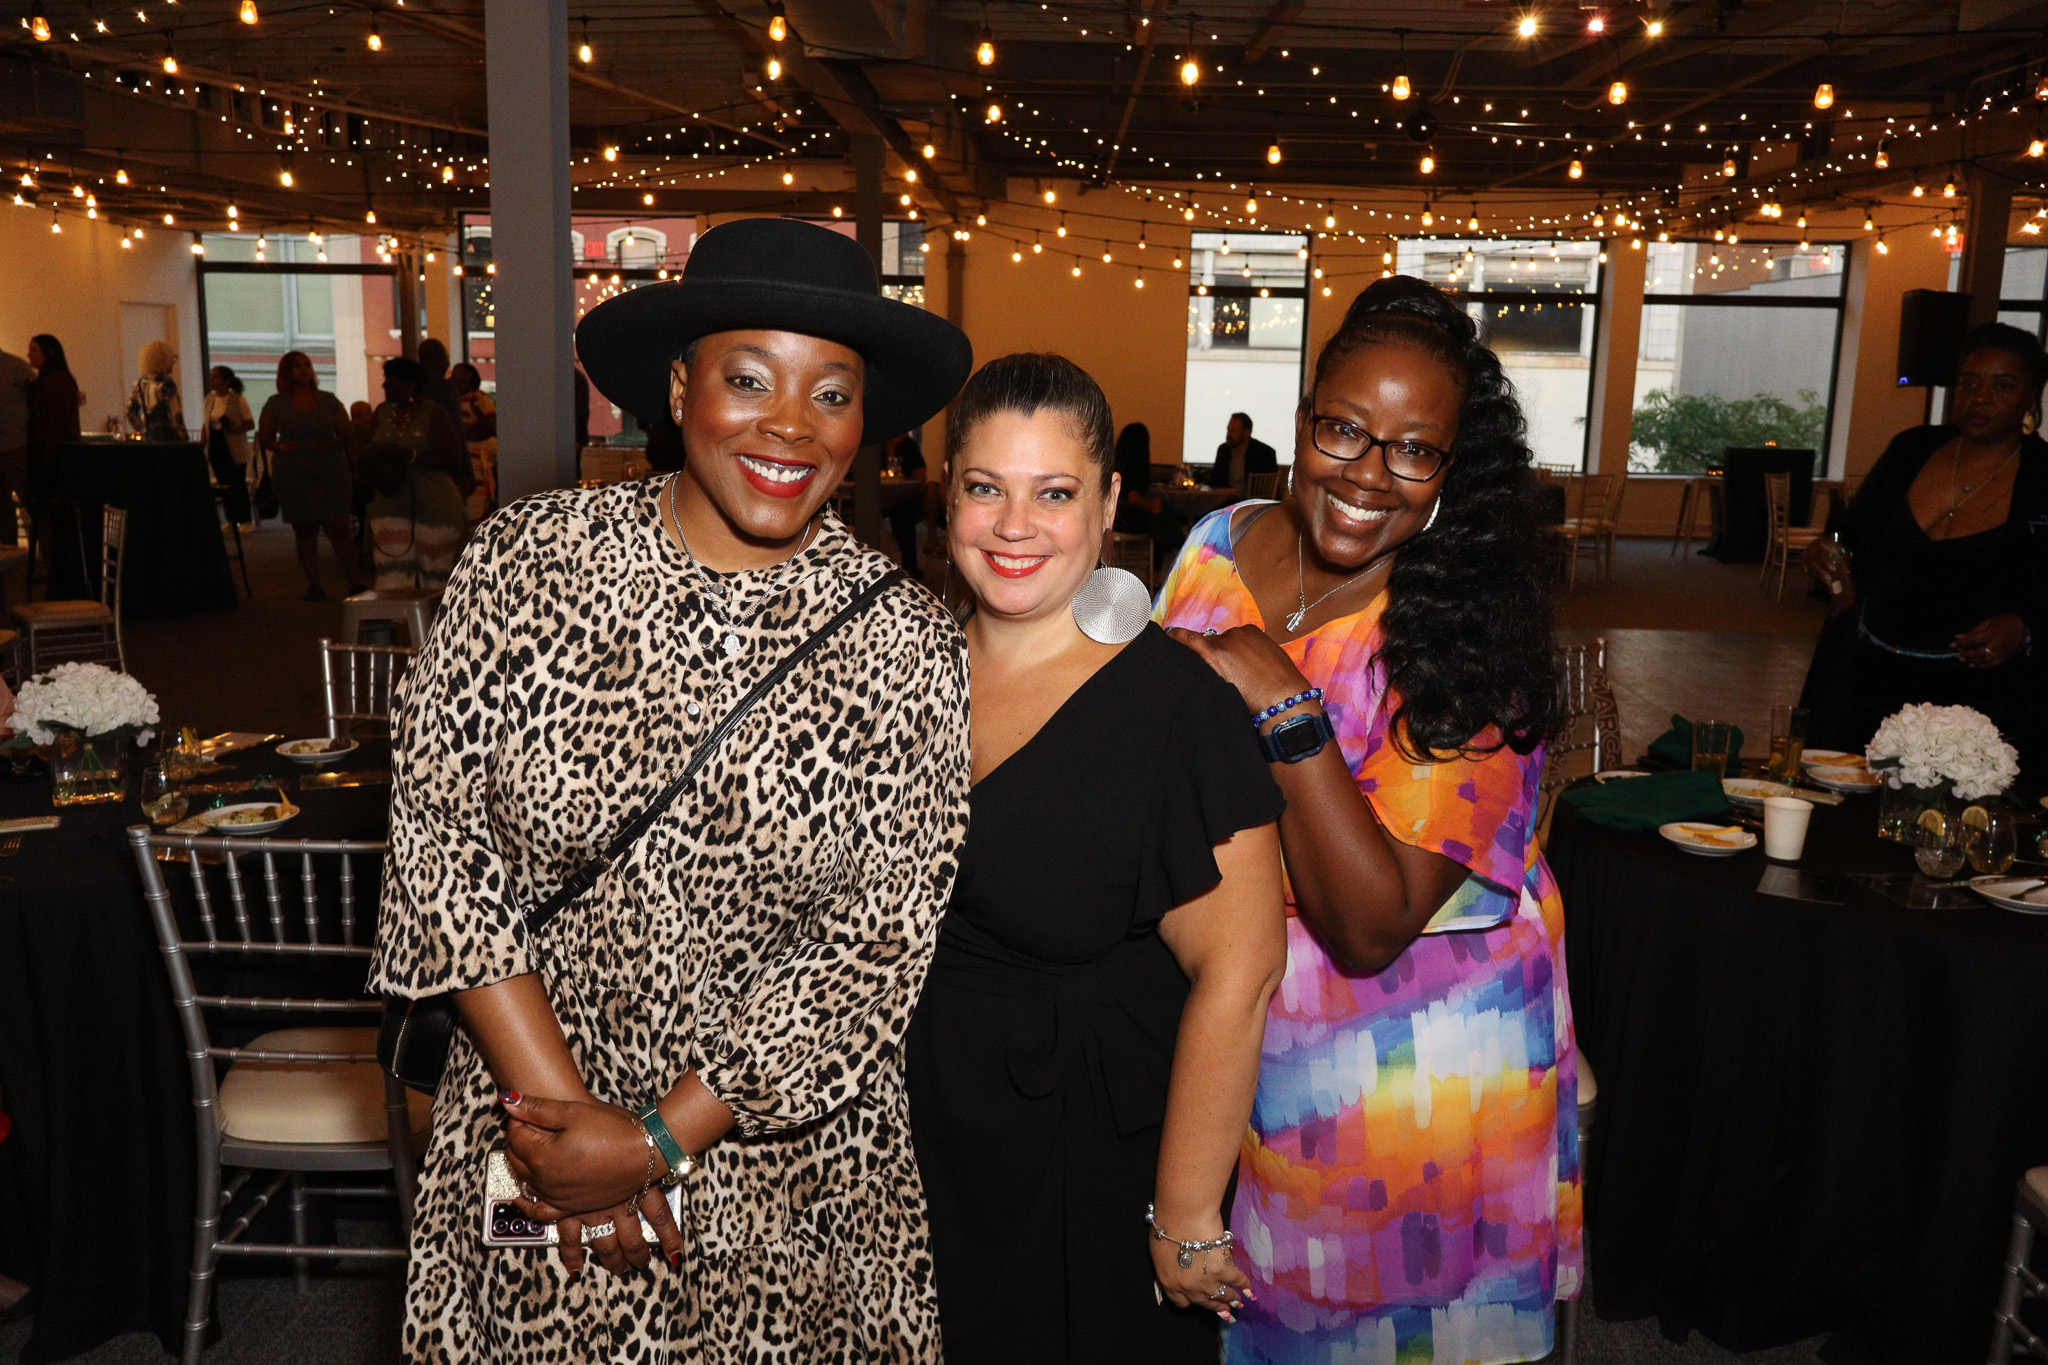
[906,353,1286,1363]
[1802,322,2048,774]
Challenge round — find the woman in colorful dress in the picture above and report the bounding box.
[1155,275,1580,1364]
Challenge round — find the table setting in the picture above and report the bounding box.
[1551,698,2048,1363]
[0,664,392,1362]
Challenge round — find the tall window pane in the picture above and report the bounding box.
[1183,231,1307,465]
[1632,242,1845,474]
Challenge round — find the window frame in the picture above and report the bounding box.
[1185,231,1312,463]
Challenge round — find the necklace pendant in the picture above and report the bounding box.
[1285,608,1307,632]
[721,632,743,658]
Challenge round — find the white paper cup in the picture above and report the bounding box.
[1762,796,1815,860]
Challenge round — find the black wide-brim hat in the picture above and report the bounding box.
[575,217,972,447]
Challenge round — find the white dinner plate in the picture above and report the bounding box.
[1594,769,1652,783]
[172,802,299,837]
[1801,749,1865,771]
[1803,765,1883,795]
[276,737,359,766]
[1659,821,1758,857]
[1970,875,2048,915]
[1723,778,1795,806]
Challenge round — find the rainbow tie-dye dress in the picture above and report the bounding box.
[1155,505,1582,1365]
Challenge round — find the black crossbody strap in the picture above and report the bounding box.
[522,568,909,938]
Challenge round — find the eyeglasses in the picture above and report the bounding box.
[1308,416,1449,482]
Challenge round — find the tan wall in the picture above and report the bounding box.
[1838,228,1950,476]
[0,209,204,436]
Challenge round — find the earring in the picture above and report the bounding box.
[1285,465,1295,500]
[1423,497,1442,533]
[672,406,684,424]
[1072,559,1151,644]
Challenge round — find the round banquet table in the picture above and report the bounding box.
[1548,788,2048,1363]
[1158,485,1244,523]
[50,439,240,619]
[0,742,390,1363]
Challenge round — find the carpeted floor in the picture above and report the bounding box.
[3,520,1853,1365]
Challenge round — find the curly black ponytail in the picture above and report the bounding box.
[1312,275,1560,759]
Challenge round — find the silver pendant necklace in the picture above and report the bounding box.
[664,476,817,657]
[1287,531,1382,633]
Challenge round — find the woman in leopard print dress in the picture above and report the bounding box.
[371,218,973,1363]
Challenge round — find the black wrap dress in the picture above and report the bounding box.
[906,622,1284,1363]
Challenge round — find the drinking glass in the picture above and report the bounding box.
[1766,704,1808,782]
[159,722,204,782]
[1913,809,1964,878]
[1962,805,2018,875]
[140,766,188,827]
[1691,721,1734,776]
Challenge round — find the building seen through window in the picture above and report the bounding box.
[1184,231,1307,465]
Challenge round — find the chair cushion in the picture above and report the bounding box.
[2025,1166,2048,1218]
[344,589,443,606]
[12,600,113,624]
[218,1026,431,1145]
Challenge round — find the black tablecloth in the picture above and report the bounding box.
[1550,793,2048,1362]
[0,744,389,1363]
[1704,446,1816,563]
[51,441,239,619]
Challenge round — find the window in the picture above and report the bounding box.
[880,221,926,307]
[1184,231,1308,465]
[198,233,390,411]
[1395,237,1602,471]
[606,226,667,269]
[1999,246,2048,342]
[1632,241,1847,474]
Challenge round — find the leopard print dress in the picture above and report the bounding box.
[370,478,970,1364]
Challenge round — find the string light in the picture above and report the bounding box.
[366,17,382,51]
[1419,152,1435,174]
[1568,159,1584,179]
[162,42,177,74]
[767,2,787,42]
[1608,79,1628,106]
[2033,139,2047,158]
[922,143,936,159]
[1180,53,1200,86]
[985,101,1002,123]
[1391,70,1412,101]
[29,3,50,40]
[1944,177,1957,197]
[976,26,995,66]
[1874,140,1890,169]
[1267,142,1282,165]
[603,145,619,161]
[237,0,257,23]
[114,156,129,186]
[1813,82,1834,111]
[1517,13,1538,37]
[766,56,782,80]
[577,19,592,64]
[1587,13,1606,33]
[1875,236,1890,255]
[1645,15,1665,37]
[1722,155,1738,177]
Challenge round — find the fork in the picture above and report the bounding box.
[0,835,26,859]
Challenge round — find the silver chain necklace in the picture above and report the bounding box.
[1941,440,2020,526]
[664,476,817,657]
[1287,531,1385,633]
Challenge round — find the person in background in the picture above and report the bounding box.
[0,345,27,532]
[416,338,466,436]
[259,350,366,601]
[1802,321,2048,777]
[1114,420,1189,568]
[348,399,376,448]
[883,429,929,575]
[204,365,255,528]
[450,361,497,521]
[372,356,472,498]
[1156,276,1579,1363]
[359,440,467,591]
[906,353,1285,1361]
[126,339,184,441]
[641,411,686,472]
[1206,410,1276,489]
[27,335,80,503]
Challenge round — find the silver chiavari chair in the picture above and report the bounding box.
[1540,639,1624,823]
[318,638,417,739]
[127,824,424,1365]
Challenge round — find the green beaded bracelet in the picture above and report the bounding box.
[637,1104,692,1185]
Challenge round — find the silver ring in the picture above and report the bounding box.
[1204,627,1218,636]
[583,1220,616,1240]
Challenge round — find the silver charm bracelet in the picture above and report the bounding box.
[1146,1202,1234,1269]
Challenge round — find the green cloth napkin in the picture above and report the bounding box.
[1559,769,1729,832]
[1646,714,1745,777]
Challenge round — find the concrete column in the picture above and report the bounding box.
[849,134,886,549]
[395,252,421,361]
[485,0,575,499]
[1586,239,1644,476]
[1960,167,2014,332]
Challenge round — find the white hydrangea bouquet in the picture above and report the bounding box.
[6,661,159,747]
[1865,702,2018,801]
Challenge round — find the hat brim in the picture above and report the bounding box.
[575,279,972,447]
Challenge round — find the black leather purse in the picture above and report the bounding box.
[377,570,909,1095]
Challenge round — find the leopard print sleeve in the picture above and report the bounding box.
[694,596,971,1136]
[371,508,527,998]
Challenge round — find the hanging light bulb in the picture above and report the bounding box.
[767,2,787,42]
[115,158,129,186]
[922,143,936,160]
[976,26,995,66]
[1517,13,1538,37]
[1325,210,1337,229]
[643,191,655,206]
[226,203,238,219]
[1645,15,1665,37]
[1420,151,1435,174]
[1943,177,1957,198]
[1722,155,1738,177]
[279,164,294,188]
[366,18,382,51]
[1911,183,1925,197]
[238,0,257,22]
[1468,212,1481,231]
[48,210,60,234]
[577,19,592,64]
[782,169,794,185]
[1267,142,1282,165]
[1874,139,1890,170]
[365,207,377,224]
[442,163,455,182]
[766,56,782,80]
[1813,82,1834,110]
[1245,196,1258,216]
[1420,205,1434,227]
[1180,53,1200,85]
[985,101,1002,123]
[1875,236,1889,255]
[603,144,619,161]
[1863,212,1875,231]
[1608,78,1628,106]
[2033,139,2048,159]
[2036,71,2048,101]
[1392,71,1412,101]
[162,46,178,74]
[1043,189,1057,205]
[1568,159,1584,179]
[29,3,51,40]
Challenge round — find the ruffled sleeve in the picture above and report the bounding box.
[1137,648,1286,925]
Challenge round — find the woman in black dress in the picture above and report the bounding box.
[1802,323,2048,774]
[906,353,1287,1362]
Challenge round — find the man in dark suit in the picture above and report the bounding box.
[1207,410,1277,488]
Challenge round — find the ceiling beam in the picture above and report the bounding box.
[1243,0,1306,65]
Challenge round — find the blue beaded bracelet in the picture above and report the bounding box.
[1253,687,1324,727]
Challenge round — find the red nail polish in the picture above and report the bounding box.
[500,1091,521,1106]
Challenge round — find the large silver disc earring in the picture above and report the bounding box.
[1423,496,1442,533]
[1072,563,1151,644]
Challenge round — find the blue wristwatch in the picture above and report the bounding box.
[1259,710,1336,764]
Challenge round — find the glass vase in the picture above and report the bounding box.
[47,728,130,807]
[1877,780,1953,845]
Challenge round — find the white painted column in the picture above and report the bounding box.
[485,0,575,499]
[1585,239,1644,477]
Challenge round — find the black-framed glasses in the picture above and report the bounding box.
[1309,416,1449,482]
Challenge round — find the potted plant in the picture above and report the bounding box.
[4,662,160,806]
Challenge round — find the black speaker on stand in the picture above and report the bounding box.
[1897,288,1972,422]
